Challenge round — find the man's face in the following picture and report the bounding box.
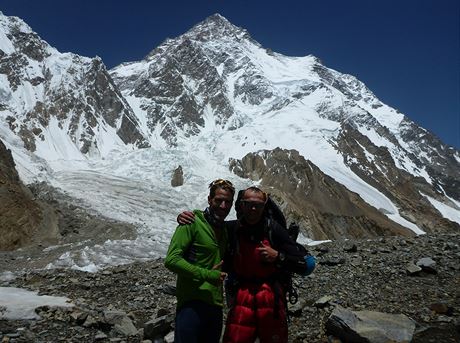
[208,188,234,222]
[239,190,266,225]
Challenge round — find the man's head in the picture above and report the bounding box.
[237,186,268,225]
[208,179,235,222]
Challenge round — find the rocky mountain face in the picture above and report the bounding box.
[0,139,56,250]
[230,148,416,240]
[110,13,459,236]
[0,136,135,253]
[0,12,148,159]
[398,118,460,200]
[0,11,459,243]
[110,14,245,146]
[335,124,459,233]
[230,147,459,237]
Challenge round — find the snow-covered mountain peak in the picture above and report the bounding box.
[0,11,57,61]
[140,13,250,65]
[110,14,459,186]
[0,11,33,35]
[109,14,459,235]
[184,13,251,43]
[0,12,148,164]
[1,12,459,271]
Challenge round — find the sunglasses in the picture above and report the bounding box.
[209,179,234,189]
[240,200,265,210]
[213,198,233,206]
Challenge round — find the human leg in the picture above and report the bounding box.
[197,302,223,343]
[223,286,258,343]
[175,301,223,343]
[255,283,288,343]
[175,302,201,343]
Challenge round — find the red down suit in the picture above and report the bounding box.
[222,219,308,343]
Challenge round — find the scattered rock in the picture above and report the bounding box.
[319,256,346,266]
[171,165,184,187]
[94,331,108,340]
[416,257,437,274]
[314,295,334,308]
[288,299,307,317]
[103,310,138,337]
[343,243,357,253]
[406,262,422,275]
[0,233,459,342]
[143,314,174,340]
[429,302,453,316]
[325,306,416,343]
[160,283,176,296]
[164,331,174,343]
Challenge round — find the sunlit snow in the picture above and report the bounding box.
[0,287,73,320]
[3,10,459,273]
[422,193,460,225]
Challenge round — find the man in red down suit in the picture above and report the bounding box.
[222,186,315,343]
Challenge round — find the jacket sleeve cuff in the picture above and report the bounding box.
[204,269,221,283]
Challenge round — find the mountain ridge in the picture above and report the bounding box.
[0,12,459,268]
[0,11,148,161]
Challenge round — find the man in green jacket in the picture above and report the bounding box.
[165,179,235,343]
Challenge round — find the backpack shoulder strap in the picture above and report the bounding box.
[264,217,275,247]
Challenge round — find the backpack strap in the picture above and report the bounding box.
[265,217,275,247]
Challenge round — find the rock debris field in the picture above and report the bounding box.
[0,233,459,342]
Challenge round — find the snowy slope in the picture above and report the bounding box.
[0,11,146,167]
[1,13,459,271]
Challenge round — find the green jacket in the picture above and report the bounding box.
[164,210,228,308]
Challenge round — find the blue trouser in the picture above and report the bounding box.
[174,300,223,343]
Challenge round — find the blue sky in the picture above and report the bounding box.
[2,0,459,148]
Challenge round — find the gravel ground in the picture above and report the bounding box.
[1,232,459,342]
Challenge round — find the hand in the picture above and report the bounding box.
[212,261,227,283]
[256,242,279,263]
[177,211,195,225]
[212,260,223,270]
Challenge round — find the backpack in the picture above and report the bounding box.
[263,196,301,306]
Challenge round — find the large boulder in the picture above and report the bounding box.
[325,306,416,343]
[171,165,184,187]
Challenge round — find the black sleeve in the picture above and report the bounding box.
[270,221,310,275]
[222,220,238,273]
